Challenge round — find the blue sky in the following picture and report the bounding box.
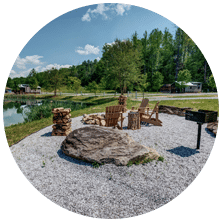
[10,3,177,79]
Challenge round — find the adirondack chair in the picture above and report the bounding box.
[98,105,125,130]
[141,101,162,126]
[131,98,150,121]
[132,98,149,112]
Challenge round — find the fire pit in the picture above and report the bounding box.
[185,109,218,149]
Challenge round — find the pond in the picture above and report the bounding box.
[3,99,89,127]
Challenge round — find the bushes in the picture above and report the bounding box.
[24,100,86,122]
[4,94,36,100]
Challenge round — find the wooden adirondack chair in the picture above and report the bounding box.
[131,98,150,121]
[141,101,162,126]
[98,105,125,130]
[131,98,149,112]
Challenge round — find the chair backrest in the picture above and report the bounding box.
[106,105,123,114]
[139,99,149,108]
[105,112,121,127]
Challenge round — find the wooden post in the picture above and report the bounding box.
[197,123,202,149]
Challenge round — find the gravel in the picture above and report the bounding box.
[10,113,216,219]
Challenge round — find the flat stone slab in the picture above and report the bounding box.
[61,126,160,166]
[207,121,218,135]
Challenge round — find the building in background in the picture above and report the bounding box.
[18,84,41,94]
[5,87,12,93]
[160,82,202,93]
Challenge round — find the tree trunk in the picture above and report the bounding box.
[204,60,207,83]
[175,46,180,81]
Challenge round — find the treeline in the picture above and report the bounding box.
[7,27,215,94]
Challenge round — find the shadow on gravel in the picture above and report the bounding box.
[41,132,52,137]
[167,146,200,157]
[205,128,216,138]
[57,149,92,167]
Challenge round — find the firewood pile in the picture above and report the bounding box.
[158,105,193,116]
[82,114,106,126]
[118,95,128,112]
[207,121,218,135]
[52,107,72,136]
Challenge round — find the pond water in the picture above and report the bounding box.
[3,100,41,127]
[3,99,89,127]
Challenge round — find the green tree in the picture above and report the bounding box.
[176,69,192,92]
[6,77,14,88]
[152,71,164,92]
[102,39,142,94]
[28,68,37,78]
[67,76,81,95]
[86,81,99,96]
[136,73,150,98]
[45,68,64,96]
[160,28,175,84]
[28,77,39,90]
[98,76,107,92]
[12,81,20,92]
[208,74,217,90]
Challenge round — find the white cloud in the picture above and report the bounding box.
[96,57,100,61]
[106,42,115,46]
[106,39,127,46]
[81,3,131,22]
[9,63,72,79]
[15,55,43,69]
[116,4,131,16]
[81,9,91,22]
[75,44,100,55]
[9,68,32,78]
[40,63,71,72]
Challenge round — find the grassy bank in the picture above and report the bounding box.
[4,97,218,147]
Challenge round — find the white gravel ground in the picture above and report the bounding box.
[9,112,216,219]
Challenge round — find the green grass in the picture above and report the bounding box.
[158,99,219,114]
[40,86,116,94]
[170,95,217,98]
[127,155,165,167]
[4,97,219,146]
[92,161,104,168]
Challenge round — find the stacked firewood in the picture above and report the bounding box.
[118,95,127,112]
[82,114,106,126]
[52,107,72,136]
[158,105,193,116]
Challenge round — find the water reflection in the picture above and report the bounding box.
[3,100,41,127]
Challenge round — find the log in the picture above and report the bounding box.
[127,112,141,130]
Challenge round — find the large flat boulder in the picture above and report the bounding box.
[207,121,218,135]
[61,126,160,166]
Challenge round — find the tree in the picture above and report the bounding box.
[136,73,150,98]
[45,68,64,96]
[208,74,217,90]
[152,71,164,92]
[12,80,20,92]
[86,81,99,96]
[176,69,192,92]
[28,77,39,90]
[28,68,37,78]
[6,77,14,88]
[67,76,81,95]
[98,76,107,92]
[160,28,175,84]
[102,39,142,94]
